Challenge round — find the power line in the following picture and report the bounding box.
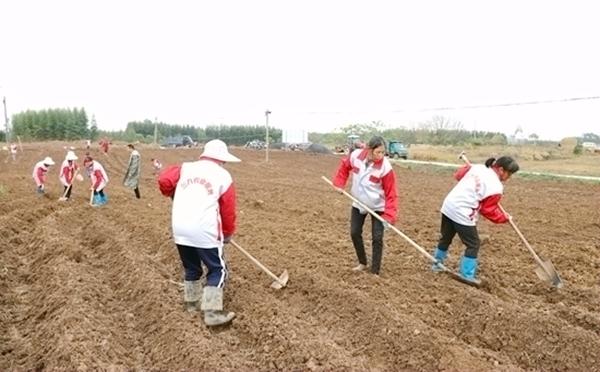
[393,96,600,113]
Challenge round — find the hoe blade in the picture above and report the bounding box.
[270,269,289,289]
[535,259,563,288]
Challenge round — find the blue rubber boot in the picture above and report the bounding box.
[459,256,480,284]
[101,194,108,205]
[93,194,102,205]
[431,247,448,272]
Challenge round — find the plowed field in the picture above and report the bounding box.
[1,142,599,371]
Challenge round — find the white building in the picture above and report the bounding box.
[282,129,308,144]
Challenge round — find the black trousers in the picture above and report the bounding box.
[63,185,72,199]
[134,187,140,199]
[437,214,480,258]
[350,206,385,274]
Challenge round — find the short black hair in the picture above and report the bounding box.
[367,136,386,150]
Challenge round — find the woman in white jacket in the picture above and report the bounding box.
[432,156,519,284]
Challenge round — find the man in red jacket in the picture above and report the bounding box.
[159,139,240,327]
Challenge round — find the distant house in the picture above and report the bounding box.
[581,142,598,151]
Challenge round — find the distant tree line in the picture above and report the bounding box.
[11,108,90,140]
[100,120,283,145]
[7,109,599,149]
[203,125,282,145]
[310,119,509,147]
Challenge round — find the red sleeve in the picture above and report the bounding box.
[381,170,398,224]
[454,164,471,181]
[332,155,353,188]
[36,167,45,184]
[480,194,509,223]
[219,183,237,236]
[158,165,181,197]
[93,170,103,189]
[62,166,72,183]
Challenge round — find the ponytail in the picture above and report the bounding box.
[486,156,519,174]
[484,157,496,168]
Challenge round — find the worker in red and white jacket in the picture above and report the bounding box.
[332,136,398,276]
[32,156,55,194]
[9,143,18,162]
[83,156,109,206]
[158,139,240,327]
[432,156,519,283]
[59,151,79,201]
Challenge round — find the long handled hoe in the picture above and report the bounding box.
[458,152,563,288]
[230,240,289,289]
[322,176,479,287]
[58,169,79,202]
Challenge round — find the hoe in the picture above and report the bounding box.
[322,176,480,288]
[458,151,563,288]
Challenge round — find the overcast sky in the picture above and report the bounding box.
[1,0,599,140]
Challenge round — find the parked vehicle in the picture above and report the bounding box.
[161,135,196,148]
[386,141,408,159]
[244,139,266,150]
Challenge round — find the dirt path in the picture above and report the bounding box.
[1,143,599,371]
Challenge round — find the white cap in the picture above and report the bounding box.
[43,156,55,165]
[200,139,241,163]
[66,151,78,161]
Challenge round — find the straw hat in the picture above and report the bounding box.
[66,151,78,161]
[200,139,241,162]
[43,156,55,165]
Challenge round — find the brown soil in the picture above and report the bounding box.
[1,143,599,371]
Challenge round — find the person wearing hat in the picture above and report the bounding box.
[123,144,141,199]
[32,156,55,194]
[83,156,109,206]
[158,139,240,327]
[59,151,80,201]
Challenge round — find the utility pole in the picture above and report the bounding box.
[153,117,158,145]
[265,109,271,162]
[3,96,9,144]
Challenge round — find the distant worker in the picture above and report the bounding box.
[151,158,163,175]
[59,151,80,201]
[10,143,18,162]
[123,144,141,199]
[99,138,109,155]
[431,156,519,284]
[331,136,398,276]
[83,156,109,206]
[158,139,240,327]
[32,156,55,195]
[86,139,91,150]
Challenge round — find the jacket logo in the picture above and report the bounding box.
[180,177,214,195]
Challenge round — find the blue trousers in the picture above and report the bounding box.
[176,244,228,288]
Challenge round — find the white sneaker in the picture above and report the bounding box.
[352,264,367,271]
